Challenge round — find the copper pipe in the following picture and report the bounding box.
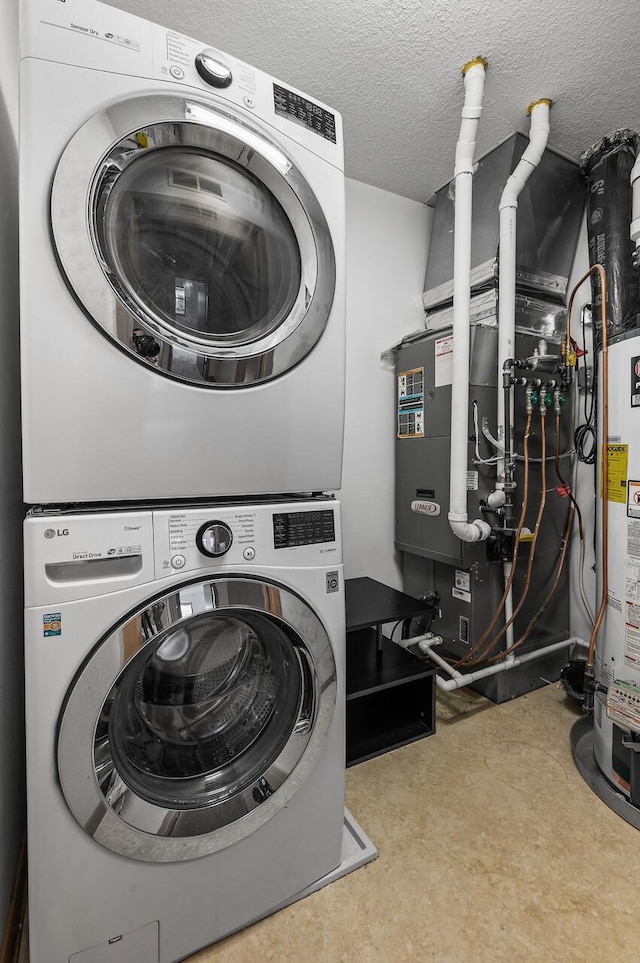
[564,264,608,668]
[463,408,548,668]
[454,408,533,668]
[490,501,575,661]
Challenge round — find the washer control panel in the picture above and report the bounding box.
[273,509,336,549]
[152,501,340,578]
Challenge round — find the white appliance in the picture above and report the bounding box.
[593,332,640,800]
[24,498,345,963]
[20,0,345,504]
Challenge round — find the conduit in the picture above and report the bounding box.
[448,57,491,544]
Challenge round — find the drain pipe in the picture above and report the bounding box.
[411,634,579,691]
[449,57,492,544]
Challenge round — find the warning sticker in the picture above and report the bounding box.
[628,519,640,560]
[466,471,479,491]
[625,600,640,667]
[628,480,640,518]
[601,444,628,503]
[434,335,454,388]
[397,367,424,438]
[452,587,471,604]
[43,612,62,637]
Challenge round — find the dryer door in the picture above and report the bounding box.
[57,576,337,862]
[51,94,336,387]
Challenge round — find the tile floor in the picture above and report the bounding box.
[189,684,640,963]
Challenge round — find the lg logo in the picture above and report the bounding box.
[44,528,69,538]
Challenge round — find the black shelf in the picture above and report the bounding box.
[345,578,437,767]
[347,627,435,699]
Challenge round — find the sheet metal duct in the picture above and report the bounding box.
[423,133,585,311]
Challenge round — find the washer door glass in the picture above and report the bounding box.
[103,610,304,809]
[51,94,337,387]
[57,577,337,863]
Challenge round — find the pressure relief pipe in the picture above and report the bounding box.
[448,57,492,543]
[496,98,552,492]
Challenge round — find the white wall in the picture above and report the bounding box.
[339,179,431,589]
[0,0,24,937]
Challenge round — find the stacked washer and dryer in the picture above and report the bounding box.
[20,0,348,960]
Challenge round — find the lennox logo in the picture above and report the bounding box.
[411,500,440,517]
[44,528,69,538]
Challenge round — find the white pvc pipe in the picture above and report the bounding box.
[496,99,551,487]
[416,636,577,691]
[449,58,492,544]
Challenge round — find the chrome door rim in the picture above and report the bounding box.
[57,576,337,862]
[51,94,336,387]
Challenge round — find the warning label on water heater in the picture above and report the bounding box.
[625,600,640,667]
[601,444,628,503]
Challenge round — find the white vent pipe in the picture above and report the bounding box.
[496,99,551,486]
[495,99,551,662]
[449,57,492,543]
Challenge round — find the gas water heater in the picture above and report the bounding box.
[592,331,640,803]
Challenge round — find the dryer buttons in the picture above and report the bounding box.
[196,521,233,557]
[243,546,255,561]
[171,554,186,569]
[195,50,233,88]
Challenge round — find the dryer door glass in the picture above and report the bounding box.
[96,148,302,347]
[57,577,338,862]
[51,94,338,387]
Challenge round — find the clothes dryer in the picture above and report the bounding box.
[24,498,345,963]
[20,0,345,504]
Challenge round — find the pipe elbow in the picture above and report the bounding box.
[448,515,492,542]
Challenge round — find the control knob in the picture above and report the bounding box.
[194,49,233,88]
[196,520,233,557]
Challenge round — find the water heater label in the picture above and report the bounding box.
[627,518,640,559]
[601,444,628,503]
[631,355,640,407]
[626,601,640,667]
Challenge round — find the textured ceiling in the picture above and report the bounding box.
[104,0,640,202]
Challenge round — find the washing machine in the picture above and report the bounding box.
[20,0,345,504]
[24,498,345,963]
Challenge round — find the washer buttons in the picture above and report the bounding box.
[243,95,256,109]
[169,65,185,79]
[171,554,186,569]
[243,547,256,560]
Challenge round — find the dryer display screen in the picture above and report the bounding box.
[273,84,337,143]
[273,510,335,548]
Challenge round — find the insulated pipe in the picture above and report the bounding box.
[496,98,552,490]
[631,151,640,260]
[448,57,492,543]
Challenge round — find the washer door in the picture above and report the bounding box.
[57,577,337,862]
[51,94,336,386]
